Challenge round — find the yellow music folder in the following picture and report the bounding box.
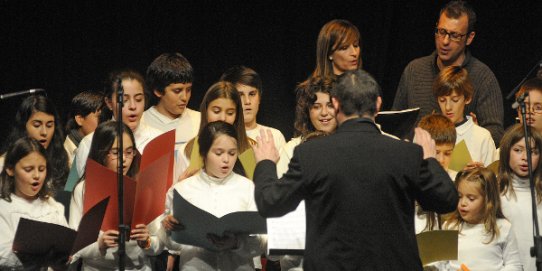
[416,230,458,266]
[449,140,472,172]
[486,160,500,175]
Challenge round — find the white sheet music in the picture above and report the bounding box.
[266,201,306,254]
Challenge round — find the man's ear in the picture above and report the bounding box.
[466,31,475,46]
[376,96,382,114]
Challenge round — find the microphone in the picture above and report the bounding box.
[512,91,529,110]
[0,88,45,100]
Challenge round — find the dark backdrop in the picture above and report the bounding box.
[1,0,541,143]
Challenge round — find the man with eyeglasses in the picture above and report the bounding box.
[392,0,504,145]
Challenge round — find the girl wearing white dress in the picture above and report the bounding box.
[161,121,265,271]
[499,124,542,271]
[444,168,522,271]
[69,121,162,270]
[0,137,68,270]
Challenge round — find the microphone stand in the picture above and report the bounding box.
[517,95,542,271]
[116,79,128,271]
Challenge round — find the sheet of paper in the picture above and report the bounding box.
[449,140,473,172]
[416,230,458,266]
[266,201,306,255]
[171,190,266,251]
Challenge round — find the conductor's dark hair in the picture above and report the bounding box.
[331,69,380,117]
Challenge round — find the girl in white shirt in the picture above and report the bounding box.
[161,121,265,271]
[0,137,68,270]
[444,168,522,271]
[181,81,254,179]
[70,121,162,270]
[1,95,69,191]
[499,124,542,271]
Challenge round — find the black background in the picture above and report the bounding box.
[1,0,541,143]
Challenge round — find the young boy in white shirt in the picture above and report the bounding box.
[433,66,496,169]
[141,53,201,182]
[142,52,201,146]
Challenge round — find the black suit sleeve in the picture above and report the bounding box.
[414,158,458,214]
[253,155,306,218]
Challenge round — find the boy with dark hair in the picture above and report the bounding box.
[141,53,201,182]
[64,90,104,164]
[142,52,201,146]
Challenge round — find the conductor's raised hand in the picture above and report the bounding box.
[413,127,436,160]
[252,128,279,163]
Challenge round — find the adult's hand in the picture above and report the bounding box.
[252,128,280,163]
[413,127,436,159]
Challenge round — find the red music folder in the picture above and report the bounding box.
[83,130,174,231]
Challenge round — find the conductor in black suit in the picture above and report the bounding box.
[252,69,458,270]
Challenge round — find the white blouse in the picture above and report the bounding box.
[0,194,67,269]
[160,170,265,271]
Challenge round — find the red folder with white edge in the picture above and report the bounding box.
[83,130,175,231]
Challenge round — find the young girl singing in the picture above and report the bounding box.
[1,95,69,191]
[161,121,265,270]
[499,124,542,271]
[180,81,254,179]
[0,137,68,270]
[69,121,162,270]
[444,168,522,270]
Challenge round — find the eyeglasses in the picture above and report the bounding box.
[108,147,136,159]
[525,104,542,114]
[434,27,468,42]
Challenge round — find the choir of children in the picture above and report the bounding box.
[1,18,542,269]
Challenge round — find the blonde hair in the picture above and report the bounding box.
[445,168,504,243]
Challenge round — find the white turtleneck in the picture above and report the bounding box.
[160,170,265,271]
[445,220,522,271]
[501,174,542,271]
